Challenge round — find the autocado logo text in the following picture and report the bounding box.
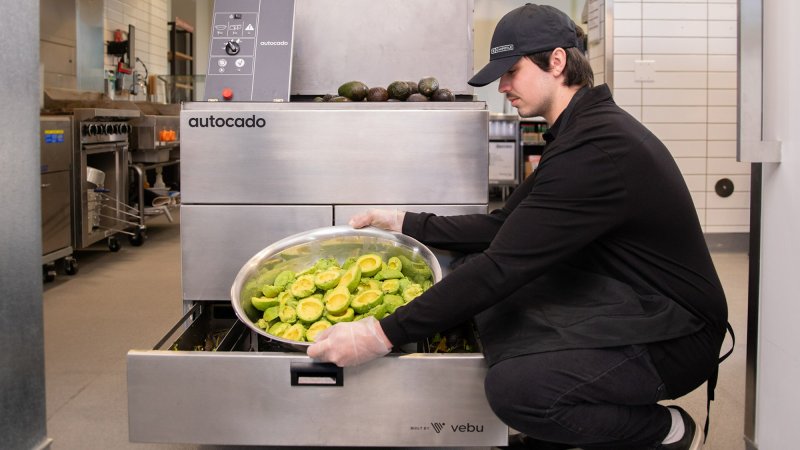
[188,115,266,128]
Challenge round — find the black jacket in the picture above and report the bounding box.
[380,84,728,394]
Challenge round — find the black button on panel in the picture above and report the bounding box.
[225,40,240,55]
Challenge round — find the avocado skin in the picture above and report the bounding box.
[418,77,440,97]
[367,87,389,102]
[405,81,419,95]
[330,96,351,102]
[406,93,429,102]
[387,81,411,101]
[432,88,455,102]
[338,81,369,101]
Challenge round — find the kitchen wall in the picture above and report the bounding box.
[171,0,212,98]
[40,0,105,92]
[608,0,746,235]
[104,0,171,101]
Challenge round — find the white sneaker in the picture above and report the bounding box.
[662,406,703,450]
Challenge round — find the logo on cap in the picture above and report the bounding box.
[490,44,515,55]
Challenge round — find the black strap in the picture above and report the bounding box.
[704,322,735,441]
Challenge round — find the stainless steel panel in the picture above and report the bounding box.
[740,0,767,443]
[604,0,614,91]
[2,0,49,447]
[737,0,781,163]
[334,204,488,225]
[41,171,71,256]
[71,108,141,122]
[292,0,474,95]
[40,116,72,172]
[129,115,180,151]
[181,103,488,205]
[205,0,295,102]
[181,205,333,301]
[127,351,507,446]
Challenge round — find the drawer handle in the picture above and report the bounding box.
[290,361,343,387]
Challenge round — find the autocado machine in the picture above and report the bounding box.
[126,0,507,447]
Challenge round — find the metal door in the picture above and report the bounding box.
[181,204,333,301]
[41,171,71,255]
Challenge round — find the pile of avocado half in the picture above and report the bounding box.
[315,77,455,103]
[241,253,434,343]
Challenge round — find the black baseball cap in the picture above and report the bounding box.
[468,4,582,87]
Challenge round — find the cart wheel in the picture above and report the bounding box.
[64,257,79,275]
[108,236,121,252]
[43,264,56,283]
[128,227,146,247]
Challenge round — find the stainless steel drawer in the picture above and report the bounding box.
[127,302,508,447]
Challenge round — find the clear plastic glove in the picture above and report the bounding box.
[306,316,392,367]
[348,208,405,232]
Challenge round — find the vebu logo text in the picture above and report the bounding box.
[188,115,266,128]
[450,423,484,432]
[428,422,484,433]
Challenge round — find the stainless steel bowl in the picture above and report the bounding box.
[230,226,442,352]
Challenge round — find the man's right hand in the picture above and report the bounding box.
[348,209,405,232]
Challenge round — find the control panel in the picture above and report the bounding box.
[205,0,295,102]
[79,121,130,144]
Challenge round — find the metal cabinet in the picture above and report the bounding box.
[40,116,76,279]
[127,100,506,447]
[41,171,72,256]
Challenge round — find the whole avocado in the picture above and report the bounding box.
[330,96,351,102]
[405,81,419,95]
[431,88,455,102]
[418,77,440,97]
[406,93,429,102]
[338,81,369,101]
[367,87,389,102]
[387,81,411,101]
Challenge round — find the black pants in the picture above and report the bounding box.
[484,345,673,450]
